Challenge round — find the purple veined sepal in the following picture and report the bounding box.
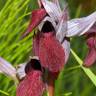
[0,57,18,82]
[66,12,96,37]
[41,0,62,22]
[62,38,70,64]
[41,0,68,21]
[51,0,62,13]
[54,1,70,64]
[56,3,69,43]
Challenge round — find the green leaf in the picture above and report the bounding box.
[0,90,9,96]
[71,49,96,86]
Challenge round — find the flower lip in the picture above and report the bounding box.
[25,59,42,74]
[41,21,55,33]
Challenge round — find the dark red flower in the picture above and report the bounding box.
[33,21,65,73]
[21,0,66,74]
[16,59,45,96]
[39,32,65,72]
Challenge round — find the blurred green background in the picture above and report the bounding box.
[0,0,96,96]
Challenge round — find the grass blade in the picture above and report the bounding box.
[71,49,96,86]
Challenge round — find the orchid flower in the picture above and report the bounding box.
[21,3,96,96]
[22,0,69,75]
[22,0,96,71]
[22,1,68,95]
[0,57,45,96]
[16,58,45,96]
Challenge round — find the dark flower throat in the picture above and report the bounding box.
[25,59,42,74]
[41,21,55,33]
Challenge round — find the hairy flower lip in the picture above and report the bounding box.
[17,56,45,96]
[16,70,45,96]
[38,32,65,72]
[33,31,65,73]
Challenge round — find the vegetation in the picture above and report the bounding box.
[0,0,96,96]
